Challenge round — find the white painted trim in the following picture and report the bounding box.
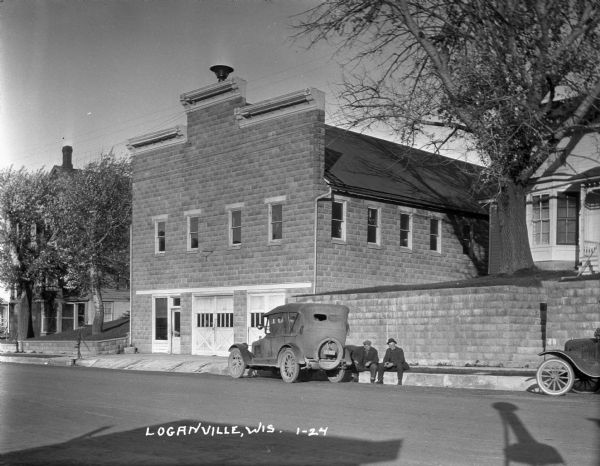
[136,282,312,296]
[264,195,287,204]
[152,214,168,221]
[225,202,245,210]
[183,208,202,217]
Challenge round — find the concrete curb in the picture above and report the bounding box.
[0,353,538,391]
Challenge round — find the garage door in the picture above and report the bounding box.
[192,295,234,356]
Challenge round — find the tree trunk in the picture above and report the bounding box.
[16,284,35,340]
[493,181,535,274]
[90,266,104,335]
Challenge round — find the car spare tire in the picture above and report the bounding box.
[315,337,344,371]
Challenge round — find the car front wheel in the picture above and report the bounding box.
[536,358,575,396]
[228,348,246,379]
[279,348,300,383]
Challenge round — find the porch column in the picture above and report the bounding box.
[579,183,587,265]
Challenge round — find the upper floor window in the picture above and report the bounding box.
[367,207,381,245]
[188,216,199,250]
[155,220,166,253]
[399,212,412,249]
[429,218,441,252]
[269,204,283,242]
[532,195,549,245]
[331,200,346,241]
[556,193,577,245]
[230,209,242,246]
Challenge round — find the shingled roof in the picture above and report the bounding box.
[324,126,486,216]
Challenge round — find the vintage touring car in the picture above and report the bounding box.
[536,328,600,396]
[227,303,353,383]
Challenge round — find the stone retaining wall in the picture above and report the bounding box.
[293,279,600,368]
[7,337,129,356]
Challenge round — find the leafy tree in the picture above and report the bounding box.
[297,0,600,273]
[51,155,131,334]
[0,168,63,339]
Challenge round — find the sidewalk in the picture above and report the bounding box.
[0,352,538,391]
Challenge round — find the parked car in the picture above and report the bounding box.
[536,328,600,395]
[227,302,353,383]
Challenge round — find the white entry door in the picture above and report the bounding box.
[171,307,181,354]
[192,295,234,356]
[247,293,286,344]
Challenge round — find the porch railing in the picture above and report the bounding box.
[578,241,600,276]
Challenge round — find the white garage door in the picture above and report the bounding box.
[192,295,234,356]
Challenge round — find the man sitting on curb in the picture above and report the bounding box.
[351,340,379,383]
[376,338,407,386]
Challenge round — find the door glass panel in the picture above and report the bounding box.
[155,298,168,340]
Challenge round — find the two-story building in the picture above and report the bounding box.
[525,126,600,272]
[127,69,488,355]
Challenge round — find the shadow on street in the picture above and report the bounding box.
[493,402,565,466]
[0,419,402,465]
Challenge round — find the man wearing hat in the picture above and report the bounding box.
[351,339,379,383]
[376,338,407,385]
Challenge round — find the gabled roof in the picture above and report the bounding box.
[324,126,486,216]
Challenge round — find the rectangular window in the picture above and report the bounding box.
[217,312,234,328]
[103,301,114,322]
[429,218,441,252]
[230,210,242,245]
[155,221,166,253]
[399,213,412,248]
[556,193,577,245]
[462,225,472,255]
[250,312,264,327]
[198,313,213,327]
[62,304,74,331]
[331,201,346,240]
[269,204,283,241]
[155,298,168,340]
[188,216,199,250]
[532,195,550,245]
[77,303,86,327]
[367,207,380,244]
[41,302,56,334]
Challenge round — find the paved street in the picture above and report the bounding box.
[1,363,598,466]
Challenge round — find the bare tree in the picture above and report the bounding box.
[297,0,600,273]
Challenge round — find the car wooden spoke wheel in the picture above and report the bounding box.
[536,358,575,396]
[228,348,246,378]
[571,376,600,394]
[279,348,300,383]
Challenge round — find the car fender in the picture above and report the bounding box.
[277,344,306,366]
[538,350,600,378]
[229,343,254,365]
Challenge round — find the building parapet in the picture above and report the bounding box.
[180,77,247,112]
[126,126,187,154]
[235,88,325,128]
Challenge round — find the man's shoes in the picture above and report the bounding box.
[370,379,375,384]
[375,381,384,384]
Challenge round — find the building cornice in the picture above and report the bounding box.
[180,78,247,112]
[127,126,187,154]
[235,88,325,128]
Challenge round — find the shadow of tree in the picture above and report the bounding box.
[493,402,565,466]
[0,419,402,465]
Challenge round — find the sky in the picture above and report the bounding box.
[0,0,474,174]
[0,0,357,171]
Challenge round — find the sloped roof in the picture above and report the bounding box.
[324,126,486,216]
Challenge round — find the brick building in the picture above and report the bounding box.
[127,70,488,355]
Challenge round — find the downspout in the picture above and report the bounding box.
[313,187,332,294]
[129,224,133,347]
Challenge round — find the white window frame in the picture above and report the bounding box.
[152,214,168,255]
[103,301,114,322]
[331,199,347,242]
[429,217,442,253]
[531,194,550,245]
[185,209,202,252]
[399,210,413,249]
[367,206,382,246]
[268,204,283,243]
[226,203,244,247]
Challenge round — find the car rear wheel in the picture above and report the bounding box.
[326,367,350,383]
[315,338,344,371]
[228,348,246,379]
[279,348,300,383]
[571,376,600,393]
[536,358,575,396]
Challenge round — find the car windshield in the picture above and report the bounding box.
[265,313,285,336]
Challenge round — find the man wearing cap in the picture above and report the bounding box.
[351,340,379,383]
[376,338,407,385]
